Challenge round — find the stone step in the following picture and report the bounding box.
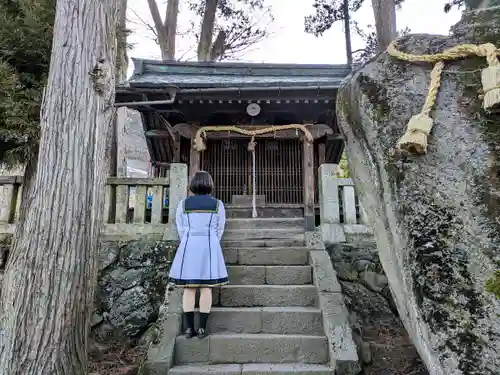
[174,333,328,365]
[205,307,323,335]
[227,265,312,285]
[222,238,305,248]
[225,217,304,230]
[169,363,334,374]
[219,285,317,307]
[222,229,304,241]
[223,247,310,266]
[226,207,303,219]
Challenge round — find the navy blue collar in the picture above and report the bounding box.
[184,195,218,213]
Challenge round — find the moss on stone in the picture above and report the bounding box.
[485,270,500,298]
[357,74,390,123]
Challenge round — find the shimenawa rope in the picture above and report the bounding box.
[387,40,500,155]
[192,124,314,217]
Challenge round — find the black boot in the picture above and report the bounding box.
[183,312,196,338]
[198,312,209,339]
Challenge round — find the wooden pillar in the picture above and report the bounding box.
[173,133,181,163]
[303,138,315,231]
[189,143,200,195]
[318,143,326,166]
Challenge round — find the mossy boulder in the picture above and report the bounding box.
[336,7,500,375]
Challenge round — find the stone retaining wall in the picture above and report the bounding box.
[93,239,177,341]
[327,239,429,375]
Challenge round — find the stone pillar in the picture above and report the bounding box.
[303,139,315,231]
[164,163,188,241]
[318,164,346,244]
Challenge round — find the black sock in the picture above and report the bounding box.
[184,311,195,330]
[199,312,209,330]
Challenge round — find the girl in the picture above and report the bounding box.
[168,170,228,339]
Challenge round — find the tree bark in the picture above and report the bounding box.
[164,0,179,60]
[147,0,170,60]
[371,0,397,51]
[0,1,118,374]
[343,0,353,67]
[209,30,226,61]
[197,0,218,61]
[147,0,178,61]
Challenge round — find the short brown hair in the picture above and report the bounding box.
[189,170,214,195]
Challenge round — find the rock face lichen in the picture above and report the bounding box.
[93,239,177,340]
[336,8,500,375]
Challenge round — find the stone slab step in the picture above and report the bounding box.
[222,229,304,241]
[227,266,312,285]
[219,285,317,307]
[222,239,305,248]
[169,363,334,374]
[205,307,323,335]
[226,207,304,219]
[225,217,304,230]
[223,247,310,266]
[174,333,328,365]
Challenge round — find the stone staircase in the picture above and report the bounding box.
[151,216,359,375]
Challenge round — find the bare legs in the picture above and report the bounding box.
[182,288,196,312]
[182,287,212,339]
[199,287,212,313]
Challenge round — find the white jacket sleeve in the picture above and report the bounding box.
[217,200,226,242]
[175,200,185,239]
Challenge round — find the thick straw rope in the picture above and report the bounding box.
[387,40,500,154]
[193,124,314,152]
[192,124,314,217]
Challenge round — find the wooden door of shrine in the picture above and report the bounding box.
[201,138,303,205]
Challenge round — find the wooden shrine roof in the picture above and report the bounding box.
[114,59,349,166]
[120,59,352,91]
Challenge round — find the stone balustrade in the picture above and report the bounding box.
[318,164,372,244]
[0,163,369,243]
[0,163,188,240]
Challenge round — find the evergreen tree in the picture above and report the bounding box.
[0,0,54,167]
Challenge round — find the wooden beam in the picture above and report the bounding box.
[107,177,170,186]
[189,145,200,192]
[0,176,23,185]
[318,143,326,166]
[174,133,181,162]
[153,162,171,168]
[145,129,171,138]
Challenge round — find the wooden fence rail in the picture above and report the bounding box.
[1,163,368,242]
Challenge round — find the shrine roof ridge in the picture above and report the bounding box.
[125,58,352,89]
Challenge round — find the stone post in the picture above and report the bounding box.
[163,163,188,241]
[303,138,315,231]
[318,164,346,244]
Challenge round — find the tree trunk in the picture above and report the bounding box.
[371,0,397,51]
[147,0,178,61]
[343,0,353,67]
[197,0,218,61]
[164,0,179,60]
[0,0,118,374]
[147,0,170,60]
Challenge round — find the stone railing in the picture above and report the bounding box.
[0,163,188,240]
[318,164,372,244]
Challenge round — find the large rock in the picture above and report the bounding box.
[336,8,500,375]
[93,240,177,340]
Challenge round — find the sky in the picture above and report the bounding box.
[126,0,463,69]
[124,0,463,175]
